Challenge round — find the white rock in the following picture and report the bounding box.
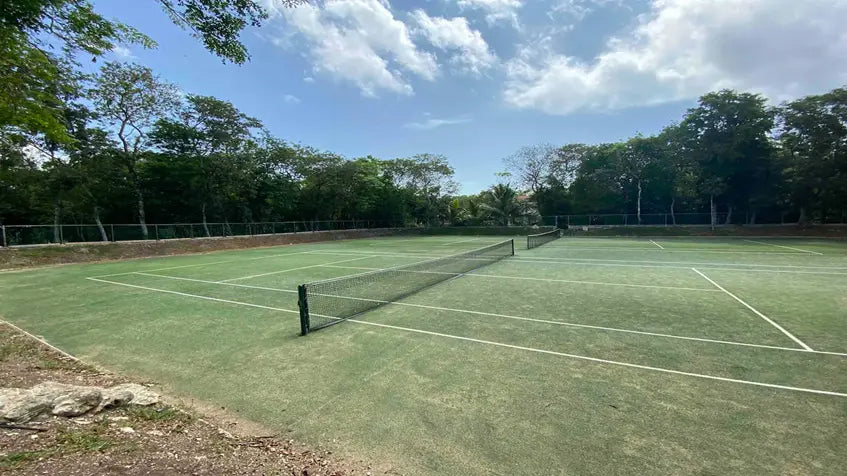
[118,426,135,434]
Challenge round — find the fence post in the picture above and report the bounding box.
[59,224,64,244]
[1,225,6,247]
[154,224,159,241]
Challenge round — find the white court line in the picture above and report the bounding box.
[132,271,847,357]
[441,237,483,246]
[537,246,812,255]
[307,250,847,275]
[649,240,665,250]
[0,319,83,363]
[337,318,847,398]
[85,277,847,397]
[218,256,373,283]
[508,255,847,270]
[91,251,317,278]
[691,268,813,351]
[319,264,718,293]
[744,239,823,255]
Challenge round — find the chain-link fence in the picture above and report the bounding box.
[0,220,393,247]
[539,212,847,228]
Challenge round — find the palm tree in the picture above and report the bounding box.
[480,183,523,226]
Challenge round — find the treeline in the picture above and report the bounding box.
[0,62,460,233]
[505,88,847,225]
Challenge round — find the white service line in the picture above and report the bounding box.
[87,277,300,314]
[691,268,813,351]
[318,264,718,293]
[441,237,483,246]
[649,240,665,249]
[335,317,847,398]
[91,250,317,278]
[307,250,847,275]
[85,276,847,398]
[744,239,823,255]
[218,256,373,283]
[131,271,847,357]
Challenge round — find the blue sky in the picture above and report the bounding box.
[93,0,847,193]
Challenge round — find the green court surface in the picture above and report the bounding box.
[1,234,846,474]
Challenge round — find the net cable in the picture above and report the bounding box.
[298,239,514,334]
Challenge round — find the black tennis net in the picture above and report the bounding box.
[527,229,561,249]
[297,239,514,334]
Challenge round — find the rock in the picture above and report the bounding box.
[147,430,164,436]
[0,381,160,423]
[119,427,135,434]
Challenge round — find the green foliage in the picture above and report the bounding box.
[0,450,55,469]
[56,423,112,452]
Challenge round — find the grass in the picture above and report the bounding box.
[56,423,112,453]
[0,234,846,474]
[124,405,192,424]
[0,450,56,469]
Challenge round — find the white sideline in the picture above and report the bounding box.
[218,256,373,283]
[307,251,847,275]
[130,271,847,357]
[691,268,814,351]
[744,239,823,255]
[649,240,665,249]
[540,246,812,254]
[91,250,317,278]
[85,277,847,398]
[318,265,719,293]
[0,319,82,363]
[441,238,483,246]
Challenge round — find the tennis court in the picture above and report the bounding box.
[2,233,846,474]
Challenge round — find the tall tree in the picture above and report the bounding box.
[89,62,180,238]
[679,90,775,225]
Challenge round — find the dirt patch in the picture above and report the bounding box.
[0,228,400,270]
[0,323,381,475]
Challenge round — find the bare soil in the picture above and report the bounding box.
[0,323,380,475]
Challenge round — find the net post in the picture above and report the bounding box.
[298,284,310,336]
[510,239,515,256]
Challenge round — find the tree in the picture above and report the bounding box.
[89,62,180,238]
[480,183,523,226]
[150,94,262,233]
[777,87,847,224]
[617,135,664,224]
[678,90,776,225]
[156,0,307,64]
[504,144,556,194]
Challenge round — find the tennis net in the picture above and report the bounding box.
[298,239,514,334]
[527,229,561,249]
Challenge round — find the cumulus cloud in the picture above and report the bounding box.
[283,94,301,103]
[280,0,437,97]
[504,0,847,114]
[404,116,472,130]
[411,10,497,75]
[457,0,524,28]
[111,45,136,60]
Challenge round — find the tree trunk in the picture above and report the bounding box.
[93,207,108,242]
[749,210,756,225]
[710,195,716,227]
[636,180,642,225]
[201,203,211,237]
[53,201,61,243]
[669,198,676,225]
[126,161,149,239]
[798,207,807,225]
[725,205,733,225]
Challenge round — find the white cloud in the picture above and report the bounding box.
[411,10,497,75]
[280,0,437,97]
[457,0,524,28]
[504,0,847,114]
[283,94,301,103]
[303,76,315,83]
[111,45,136,60]
[404,116,472,130]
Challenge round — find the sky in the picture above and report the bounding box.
[93,0,847,193]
